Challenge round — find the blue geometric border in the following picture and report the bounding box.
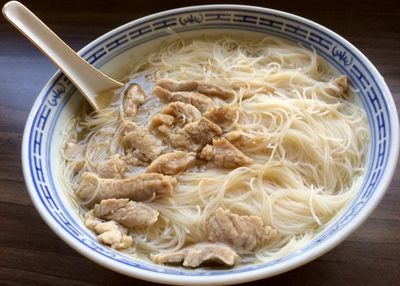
[27,7,391,276]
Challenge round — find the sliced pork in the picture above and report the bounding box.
[123,84,146,120]
[76,172,176,205]
[93,198,159,228]
[96,155,126,178]
[207,208,277,253]
[153,86,215,113]
[122,122,163,162]
[157,78,234,99]
[200,138,253,168]
[146,151,197,175]
[151,243,240,268]
[84,211,133,249]
[204,106,238,132]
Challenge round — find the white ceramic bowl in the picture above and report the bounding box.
[22,4,399,285]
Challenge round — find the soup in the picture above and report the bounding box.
[61,36,369,268]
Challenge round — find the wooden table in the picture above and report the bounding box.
[0,0,399,285]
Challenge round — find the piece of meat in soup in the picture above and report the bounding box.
[122,122,163,162]
[168,117,222,152]
[95,154,126,178]
[123,84,146,120]
[157,78,234,100]
[84,211,133,249]
[76,172,176,205]
[207,207,277,253]
[151,242,240,268]
[204,106,238,132]
[200,137,253,168]
[149,102,201,138]
[153,86,215,113]
[93,198,159,228]
[146,151,197,175]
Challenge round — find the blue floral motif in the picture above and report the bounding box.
[179,13,204,25]
[47,83,65,107]
[332,45,353,66]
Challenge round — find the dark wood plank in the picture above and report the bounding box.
[0,0,399,285]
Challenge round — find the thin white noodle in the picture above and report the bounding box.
[59,35,369,265]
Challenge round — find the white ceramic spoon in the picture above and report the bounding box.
[2,1,123,110]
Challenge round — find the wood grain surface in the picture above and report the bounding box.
[0,0,399,285]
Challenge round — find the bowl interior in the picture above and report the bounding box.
[23,5,398,285]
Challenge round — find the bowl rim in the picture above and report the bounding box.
[21,4,400,285]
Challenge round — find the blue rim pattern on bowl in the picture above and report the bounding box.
[22,5,398,283]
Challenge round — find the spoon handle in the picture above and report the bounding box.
[2,1,122,110]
